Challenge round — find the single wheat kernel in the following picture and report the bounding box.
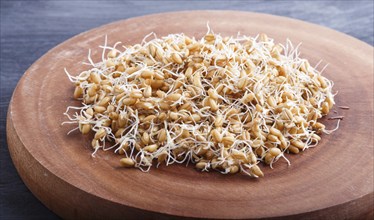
[94,128,106,140]
[251,165,264,177]
[120,158,135,167]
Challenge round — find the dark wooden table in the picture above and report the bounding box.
[1,1,373,219]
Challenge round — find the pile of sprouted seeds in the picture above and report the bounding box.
[64,29,341,177]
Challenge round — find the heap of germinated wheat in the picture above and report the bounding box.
[64,30,338,177]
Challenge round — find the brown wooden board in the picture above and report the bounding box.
[6,11,374,219]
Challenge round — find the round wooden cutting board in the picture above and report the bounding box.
[6,11,373,219]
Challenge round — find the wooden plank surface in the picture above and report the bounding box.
[1,1,373,219]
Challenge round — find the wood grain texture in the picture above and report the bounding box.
[6,11,374,219]
[1,1,373,219]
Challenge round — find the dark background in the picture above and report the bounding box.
[1,0,373,219]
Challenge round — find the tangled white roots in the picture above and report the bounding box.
[63,28,339,177]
